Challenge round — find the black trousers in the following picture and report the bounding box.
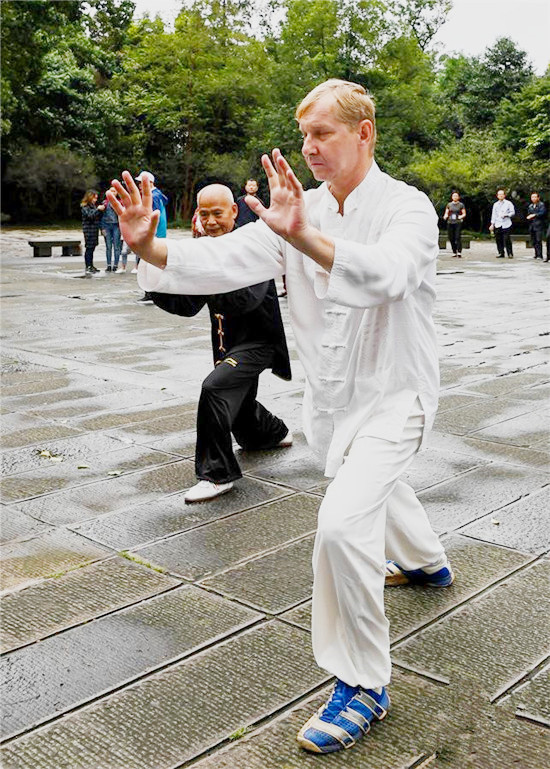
[448,222,462,254]
[84,245,96,268]
[530,227,544,259]
[495,226,513,257]
[195,344,289,483]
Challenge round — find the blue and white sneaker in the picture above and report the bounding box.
[297,679,390,753]
[385,560,454,587]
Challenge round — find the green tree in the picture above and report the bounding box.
[438,37,533,130]
[496,70,550,168]
[5,145,97,220]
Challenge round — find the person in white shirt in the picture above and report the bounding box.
[489,188,515,258]
[107,79,453,755]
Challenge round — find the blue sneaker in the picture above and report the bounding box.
[385,560,454,587]
[297,679,390,753]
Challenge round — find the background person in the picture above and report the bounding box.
[526,191,546,260]
[100,181,122,272]
[80,190,105,274]
[236,178,263,226]
[443,190,466,257]
[490,188,515,258]
[135,170,168,302]
[151,183,292,503]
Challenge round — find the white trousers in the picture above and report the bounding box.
[311,403,446,689]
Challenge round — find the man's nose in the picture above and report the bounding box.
[206,213,217,225]
[302,135,317,156]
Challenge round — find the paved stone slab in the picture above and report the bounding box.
[281,535,531,640]
[13,459,196,525]
[0,529,110,593]
[239,433,326,490]
[393,560,550,697]
[1,374,72,399]
[24,387,173,420]
[0,621,325,768]
[437,391,488,412]
[0,416,83,450]
[71,477,289,550]
[105,410,197,442]
[470,407,550,447]
[0,506,53,544]
[74,401,195,432]
[1,433,127,477]
[201,536,314,613]
[502,665,550,727]
[0,363,65,389]
[433,397,538,436]
[460,487,550,553]
[191,667,549,769]
[0,446,179,502]
[134,493,320,581]
[419,463,547,533]
[402,447,487,492]
[138,430,196,457]
[428,429,550,469]
[462,371,549,397]
[0,586,262,740]
[0,557,180,653]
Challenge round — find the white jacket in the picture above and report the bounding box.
[139,161,440,476]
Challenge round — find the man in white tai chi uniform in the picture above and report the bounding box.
[108,79,454,755]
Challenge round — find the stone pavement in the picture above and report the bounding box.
[0,230,548,769]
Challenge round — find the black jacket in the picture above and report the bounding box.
[236,195,263,226]
[527,201,546,231]
[151,279,291,381]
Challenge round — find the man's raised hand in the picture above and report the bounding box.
[245,149,309,246]
[106,172,160,261]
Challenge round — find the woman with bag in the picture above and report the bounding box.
[81,190,105,274]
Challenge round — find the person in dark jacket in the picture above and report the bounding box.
[151,183,292,502]
[100,181,122,272]
[236,178,263,227]
[80,190,105,273]
[526,192,547,260]
[135,170,168,302]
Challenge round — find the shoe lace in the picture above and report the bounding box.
[320,679,359,723]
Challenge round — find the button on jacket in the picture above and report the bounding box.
[139,161,440,477]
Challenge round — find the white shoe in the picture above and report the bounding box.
[184,480,234,503]
[278,430,293,447]
[131,267,138,274]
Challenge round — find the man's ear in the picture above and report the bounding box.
[231,203,238,218]
[358,119,374,146]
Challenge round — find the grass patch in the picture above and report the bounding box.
[118,550,167,573]
[228,726,249,741]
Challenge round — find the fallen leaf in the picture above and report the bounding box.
[38,450,52,458]
[107,470,122,476]
[77,465,90,470]
[490,518,500,525]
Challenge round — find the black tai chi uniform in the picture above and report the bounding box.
[151,280,291,483]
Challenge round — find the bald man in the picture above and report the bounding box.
[151,184,292,502]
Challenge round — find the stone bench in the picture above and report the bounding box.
[509,234,533,247]
[439,234,471,249]
[29,239,82,257]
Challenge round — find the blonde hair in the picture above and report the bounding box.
[80,190,98,207]
[295,79,377,148]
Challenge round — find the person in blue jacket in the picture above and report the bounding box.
[135,170,168,302]
[100,180,122,272]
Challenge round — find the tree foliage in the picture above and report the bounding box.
[1,0,548,227]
